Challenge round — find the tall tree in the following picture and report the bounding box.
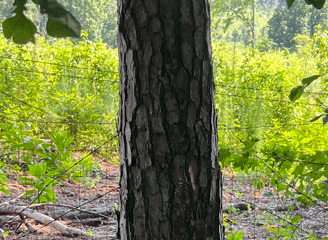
[2,0,327,239]
[116,0,224,239]
[268,0,328,49]
[211,0,258,45]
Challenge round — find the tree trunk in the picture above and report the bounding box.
[252,0,256,49]
[117,0,223,239]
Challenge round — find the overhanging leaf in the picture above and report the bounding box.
[301,74,321,85]
[46,14,81,38]
[287,0,296,8]
[303,0,326,9]
[289,85,304,102]
[310,114,324,122]
[323,114,328,125]
[40,0,81,38]
[312,0,326,9]
[2,13,37,44]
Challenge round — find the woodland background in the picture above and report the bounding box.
[1,0,328,239]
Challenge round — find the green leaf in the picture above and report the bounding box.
[2,13,37,44]
[32,0,40,4]
[46,15,81,38]
[42,178,54,187]
[24,190,35,197]
[289,86,304,102]
[18,177,34,182]
[40,0,81,38]
[313,0,326,9]
[268,227,278,233]
[28,164,45,178]
[301,75,321,85]
[39,194,48,203]
[1,188,10,195]
[277,184,287,192]
[310,114,324,122]
[304,0,326,9]
[323,114,328,125]
[287,0,296,8]
[234,231,243,240]
[44,188,56,202]
[291,215,302,224]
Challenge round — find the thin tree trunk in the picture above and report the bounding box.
[252,0,255,49]
[117,0,223,239]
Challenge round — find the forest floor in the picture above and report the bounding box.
[223,170,328,240]
[0,160,327,239]
[0,158,120,240]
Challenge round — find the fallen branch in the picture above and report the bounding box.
[223,202,301,213]
[0,193,25,207]
[0,204,120,238]
[19,215,36,233]
[30,203,112,220]
[0,205,87,236]
[41,203,116,220]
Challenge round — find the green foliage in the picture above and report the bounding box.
[0,22,119,201]
[214,31,328,210]
[227,230,243,240]
[18,162,57,203]
[45,131,101,187]
[211,0,273,47]
[3,11,37,44]
[268,1,328,49]
[290,28,328,125]
[0,34,118,201]
[0,123,102,198]
[100,0,118,47]
[0,0,118,47]
[2,0,81,44]
[0,169,10,195]
[0,35,119,153]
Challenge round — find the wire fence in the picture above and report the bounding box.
[0,54,120,239]
[0,54,327,239]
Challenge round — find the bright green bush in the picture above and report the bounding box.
[0,35,119,156]
[2,26,328,220]
[213,35,328,212]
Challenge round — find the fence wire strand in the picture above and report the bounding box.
[1,52,328,239]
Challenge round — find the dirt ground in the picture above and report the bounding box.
[0,161,327,239]
[0,159,120,240]
[222,171,328,240]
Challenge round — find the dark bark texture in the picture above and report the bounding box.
[117,0,223,239]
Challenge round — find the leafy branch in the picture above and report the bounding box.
[2,0,81,44]
[288,74,328,125]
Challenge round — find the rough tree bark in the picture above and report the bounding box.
[117,0,224,239]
